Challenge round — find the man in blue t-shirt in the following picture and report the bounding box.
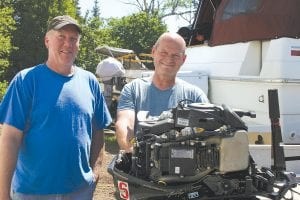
[0,15,112,200]
[115,32,209,153]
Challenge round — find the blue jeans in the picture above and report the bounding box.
[11,182,96,200]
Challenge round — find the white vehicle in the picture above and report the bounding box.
[107,2,299,198]
[177,0,300,174]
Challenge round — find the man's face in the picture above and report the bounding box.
[152,39,186,78]
[45,25,80,67]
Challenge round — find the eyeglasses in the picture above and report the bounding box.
[156,50,184,61]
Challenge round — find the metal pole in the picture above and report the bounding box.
[268,89,286,171]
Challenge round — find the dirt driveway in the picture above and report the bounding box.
[93,131,118,200]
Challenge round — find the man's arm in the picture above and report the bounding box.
[89,129,105,183]
[0,124,23,200]
[115,109,135,152]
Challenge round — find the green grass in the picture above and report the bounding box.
[104,134,117,144]
[104,132,119,154]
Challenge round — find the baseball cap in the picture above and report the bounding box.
[47,15,81,33]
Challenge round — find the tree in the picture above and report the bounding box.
[0,1,15,81]
[74,0,81,17]
[99,12,166,70]
[76,11,166,72]
[7,0,78,81]
[76,16,117,73]
[124,0,199,24]
[78,0,99,22]
[108,12,167,55]
[0,80,8,100]
[91,0,100,18]
[76,0,114,73]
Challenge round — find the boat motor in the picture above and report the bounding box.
[108,102,297,200]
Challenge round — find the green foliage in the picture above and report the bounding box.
[0,6,15,81]
[48,0,77,17]
[1,0,170,80]
[8,0,78,81]
[0,81,8,100]
[104,132,119,153]
[76,17,117,73]
[91,0,100,17]
[108,12,167,54]
[76,12,166,73]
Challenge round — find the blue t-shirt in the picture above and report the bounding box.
[0,64,112,194]
[117,77,209,131]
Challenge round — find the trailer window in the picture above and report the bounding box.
[222,0,260,20]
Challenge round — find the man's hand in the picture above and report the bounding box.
[90,129,104,184]
[115,110,135,152]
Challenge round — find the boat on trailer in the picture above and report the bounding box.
[177,0,300,174]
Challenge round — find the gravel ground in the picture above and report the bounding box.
[93,150,116,200]
[93,131,118,200]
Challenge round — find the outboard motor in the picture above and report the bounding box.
[108,102,297,200]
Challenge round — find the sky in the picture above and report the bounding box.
[78,0,188,32]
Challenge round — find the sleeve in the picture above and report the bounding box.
[92,80,112,130]
[0,73,32,131]
[117,82,136,111]
[182,80,209,104]
[195,87,210,103]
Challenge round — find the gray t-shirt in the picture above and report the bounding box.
[117,77,209,131]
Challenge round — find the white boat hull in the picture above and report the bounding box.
[179,38,300,174]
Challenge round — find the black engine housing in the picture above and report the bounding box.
[108,103,297,200]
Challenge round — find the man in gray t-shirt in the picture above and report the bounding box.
[115,32,209,152]
[118,77,208,131]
